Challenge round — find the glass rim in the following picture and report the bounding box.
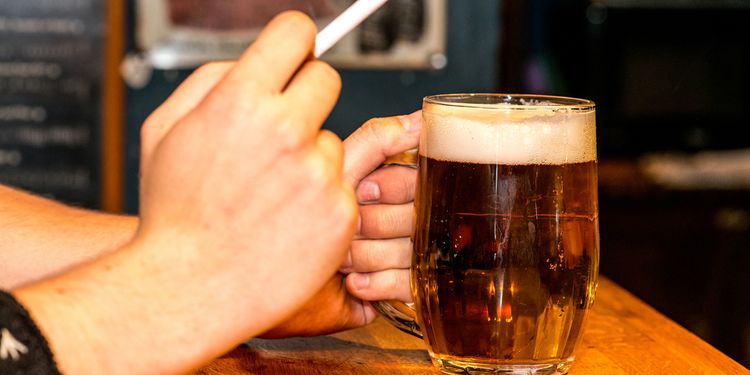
[423,93,595,111]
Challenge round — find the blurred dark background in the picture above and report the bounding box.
[500,0,750,366]
[123,0,501,210]
[126,0,749,367]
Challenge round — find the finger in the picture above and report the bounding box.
[346,270,412,302]
[223,11,316,93]
[283,60,342,136]
[141,62,233,171]
[357,203,413,239]
[314,130,345,179]
[340,237,411,273]
[259,276,378,338]
[343,111,422,187]
[356,166,417,205]
[322,297,378,333]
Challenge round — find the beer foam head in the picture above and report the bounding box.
[421,96,597,165]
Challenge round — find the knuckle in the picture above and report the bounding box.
[321,198,357,244]
[358,205,374,236]
[241,47,272,73]
[349,240,364,262]
[194,61,231,78]
[275,125,307,152]
[402,170,417,197]
[361,118,380,133]
[332,188,359,229]
[140,116,155,138]
[200,81,269,124]
[361,118,391,147]
[319,130,344,159]
[318,128,341,142]
[385,271,401,291]
[396,271,411,300]
[274,11,317,38]
[359,244,378,269]
[374,208,397,235]
[141,115,164,140]
[311,61,342,89]
[260,110,310,153]
[298,152,337,194]
[293,61,341,103]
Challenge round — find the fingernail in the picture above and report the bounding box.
[356,180,381,203]
[399,111,423,133]
[352,273,370,290]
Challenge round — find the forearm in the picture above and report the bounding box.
[0,185,138,289]
[12,235,278,375]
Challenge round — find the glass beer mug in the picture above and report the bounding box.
[376,94,599,374]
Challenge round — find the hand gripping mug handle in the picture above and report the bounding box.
[371,148,423,339]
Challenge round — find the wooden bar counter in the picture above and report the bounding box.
[197,277,748,374]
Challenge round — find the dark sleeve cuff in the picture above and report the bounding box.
[0,290,62,375]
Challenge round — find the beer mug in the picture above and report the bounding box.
[376,94,599,374]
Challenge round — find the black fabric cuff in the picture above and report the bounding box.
[0,290,61,375]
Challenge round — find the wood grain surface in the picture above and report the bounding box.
[196,277,748,374]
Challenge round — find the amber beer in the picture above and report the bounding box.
[412,94,599,374]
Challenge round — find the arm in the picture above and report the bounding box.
[0,185,137,289]
[12,11,356,375]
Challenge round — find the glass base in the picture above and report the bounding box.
[431,354,574,375]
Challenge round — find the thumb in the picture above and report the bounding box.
[342,111,422,188]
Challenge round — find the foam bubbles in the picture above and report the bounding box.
[421,104,596,165]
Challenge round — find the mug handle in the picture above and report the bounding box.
[372,300,422,338]
[372,148,423,339]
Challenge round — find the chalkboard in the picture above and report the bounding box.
[0,0,106,208]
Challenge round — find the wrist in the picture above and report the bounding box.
[12,231,277,375]
[11,238,224,374]
[0,290,61,374]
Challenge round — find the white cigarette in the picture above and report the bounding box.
[315,0,389,57]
